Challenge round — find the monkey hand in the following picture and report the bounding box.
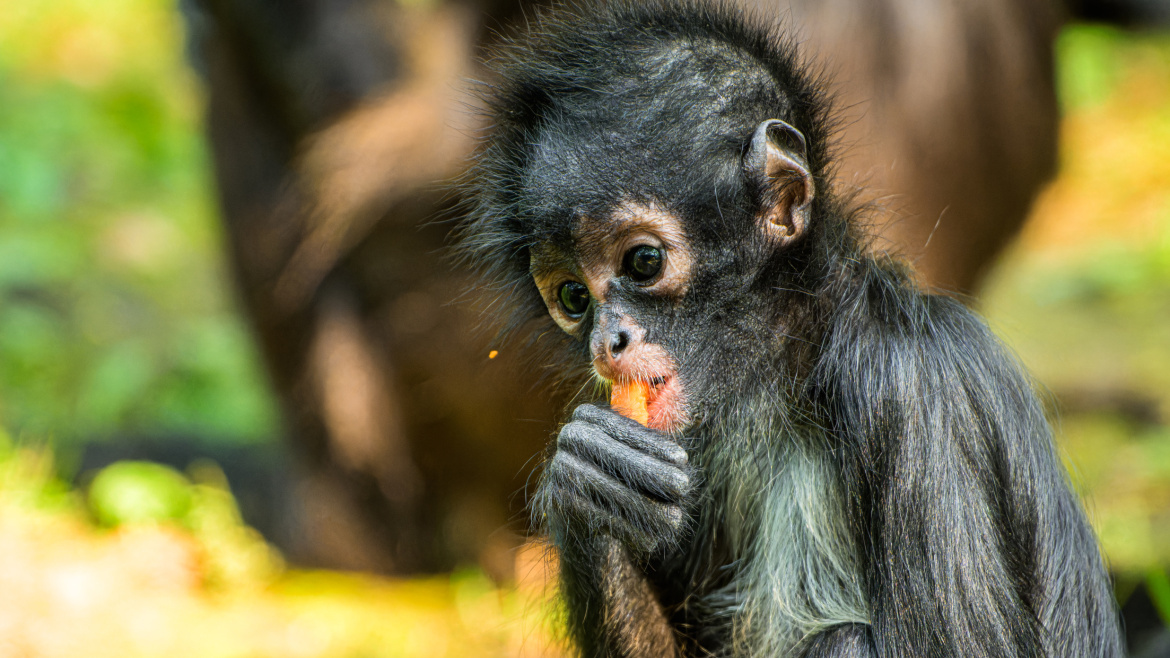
[535,404,692,555]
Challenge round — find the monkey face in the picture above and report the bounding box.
[528,200,695,431]
[456,6,841,436]
[525,118,816,433]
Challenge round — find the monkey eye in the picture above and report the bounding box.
[622,245,663,283]
[557,281,591,318]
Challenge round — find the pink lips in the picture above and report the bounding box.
[645,375,686,431]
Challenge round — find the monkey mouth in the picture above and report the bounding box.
[643,375,669,408]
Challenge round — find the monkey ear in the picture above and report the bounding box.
[745,119,814,246]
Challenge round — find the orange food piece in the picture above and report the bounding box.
[611,380,650,427]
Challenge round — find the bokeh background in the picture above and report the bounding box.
[0,0,1168,656]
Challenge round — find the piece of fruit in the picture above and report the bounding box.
[611,379,650,426]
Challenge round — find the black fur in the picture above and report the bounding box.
[456,1,1123,656]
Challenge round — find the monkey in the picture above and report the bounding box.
[456,1,1124,656]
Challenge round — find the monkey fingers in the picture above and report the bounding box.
[559,407,689,503]
[541,458,685,553]
[570,405,688,466]
[561,487,679,554]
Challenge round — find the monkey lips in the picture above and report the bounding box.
[611,375,684,432]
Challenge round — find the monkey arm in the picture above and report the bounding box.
[554,535,681,658]
[809,266,1122,657]
[533,404,691,657]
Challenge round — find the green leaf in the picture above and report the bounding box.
[87,460,192,527]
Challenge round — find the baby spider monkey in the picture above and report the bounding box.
[457,1,1123,656]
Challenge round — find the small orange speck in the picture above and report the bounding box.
[488,350,499,359]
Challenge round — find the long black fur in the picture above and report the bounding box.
[456,2,1123,656]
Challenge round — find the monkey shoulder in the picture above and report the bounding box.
[819,261,1029,389]
[812,260,1052,459]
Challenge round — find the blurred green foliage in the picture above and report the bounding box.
[0,427,78,513]
[89,460,193,526]
[0,436,560,656]
[83,456,285,588]
[0,0,277,443]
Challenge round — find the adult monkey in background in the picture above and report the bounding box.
[756,0,1063,291]
[458,1,1123,656]
[190,0,1162,572]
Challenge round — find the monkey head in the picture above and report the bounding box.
[460,4,840,434]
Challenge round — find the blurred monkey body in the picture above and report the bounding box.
[459,2,1122,656]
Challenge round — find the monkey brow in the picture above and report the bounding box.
[528,243,579,277]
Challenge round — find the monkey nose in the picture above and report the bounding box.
[608,329,631,359]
